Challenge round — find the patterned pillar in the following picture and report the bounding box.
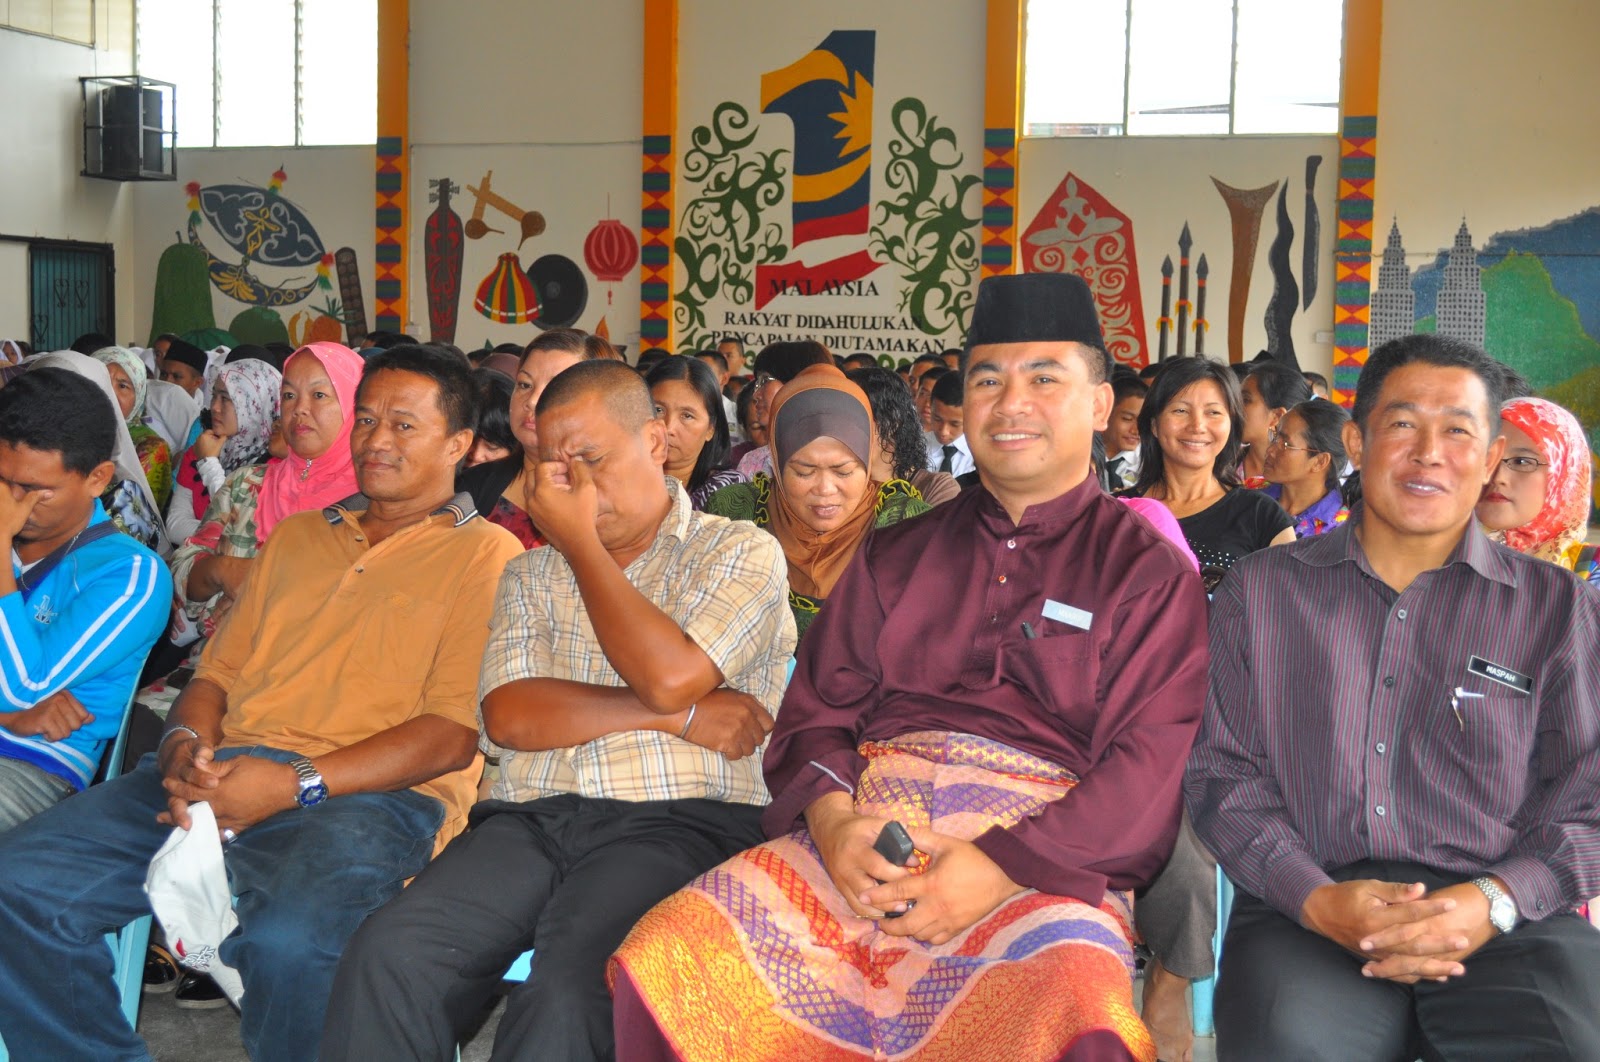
[1331,0,1384,406]
[980,0,1023,279]
[640,0,678,353]
[374,0,409,334]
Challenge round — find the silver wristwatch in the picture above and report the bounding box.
[290,756,328,808]
[1471,876,1517,934]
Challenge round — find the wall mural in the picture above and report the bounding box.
[1372,209,1600,461]
[673,29,981,364]
[1020,172,1149,368]
[149,167,364,346]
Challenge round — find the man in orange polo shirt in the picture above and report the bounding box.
[0,345,523,1062]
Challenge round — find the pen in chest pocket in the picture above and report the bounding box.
[1449,686,1484,731]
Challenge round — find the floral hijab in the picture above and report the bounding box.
[90,346,151,424]
[214,359,282,472]
[1490,397,1593,569]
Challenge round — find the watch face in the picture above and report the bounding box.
[1491,895,1516,930]
[299,782,329,807]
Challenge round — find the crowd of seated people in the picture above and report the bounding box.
[0,277,1593,1062]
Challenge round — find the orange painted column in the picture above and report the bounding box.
[374,0,409,333]
[1331,0,1383,405]
[980,0,1023,278]
[640,0,678,352]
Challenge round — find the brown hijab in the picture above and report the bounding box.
[766,365,882,598]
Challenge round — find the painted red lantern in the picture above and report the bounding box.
[583,217,639,305]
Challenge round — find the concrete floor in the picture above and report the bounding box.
[136,974,1218,1062]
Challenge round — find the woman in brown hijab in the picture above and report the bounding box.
[704,365,930,641]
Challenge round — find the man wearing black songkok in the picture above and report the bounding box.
[159,338,209,399]
[607,272,1211,1062]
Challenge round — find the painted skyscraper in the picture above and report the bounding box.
[1368,219,1415,351]
[1435,219,1486,347]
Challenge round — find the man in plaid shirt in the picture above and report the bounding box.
[323,359,796,1062]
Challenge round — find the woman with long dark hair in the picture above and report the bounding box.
[1121,356,1294,588]
[645,356,739,509]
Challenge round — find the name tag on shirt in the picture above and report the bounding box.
[1467,655,1533,695]
[1042,599,1093,631]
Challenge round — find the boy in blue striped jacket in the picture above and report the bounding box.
[0,368,170,829]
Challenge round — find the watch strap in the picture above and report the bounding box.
[1471,875,1517,931]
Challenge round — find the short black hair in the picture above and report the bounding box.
[1132,356,1245,494]
[1287,398,1350,494]
[1247,359,1314,412]
[426,342,468,363]
[847,366,926,481]
[695,349,729,373]
[918,365,953,390]
[841,353,878,372]
[358,343,479,435]
[492,343,525,355]
[1302,370,1329,392]
[1112,375,1148,405]
[646,355,731,491]
[752,340,832,383]
[470,367,519,458]
[0,368,117,475]
[70,332,114,355]
[717,336,745,353]
[1351,334,1508,434]
[537,358,657,432]
[1137,362,1162,382]
[931,371,963,407]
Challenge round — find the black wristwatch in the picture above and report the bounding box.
[290,756,328,808]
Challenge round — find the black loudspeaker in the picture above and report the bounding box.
[102,85,164,175]
[81,76,176,181]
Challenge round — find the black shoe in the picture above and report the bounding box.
[143,944,180,994]
[174,971,229,1009]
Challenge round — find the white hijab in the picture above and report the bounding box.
[144,380,202,455]
[31,351,168,550]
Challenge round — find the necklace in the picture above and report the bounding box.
[300,458,313,482]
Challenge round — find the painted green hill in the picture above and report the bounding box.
[1480,251,1600,392]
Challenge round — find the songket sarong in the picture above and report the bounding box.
[608,731,1154,1061]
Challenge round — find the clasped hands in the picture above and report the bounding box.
[1301,878,1498,984]
[157,737,297,841]
[805,792,1025,946]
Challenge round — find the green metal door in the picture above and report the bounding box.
[29,242,115,351]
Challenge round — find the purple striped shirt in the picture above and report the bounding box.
[1185,518,1600,923]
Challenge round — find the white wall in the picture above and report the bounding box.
[0,4,138,343]
[1372,0,1600,259]
[405,0,643,350]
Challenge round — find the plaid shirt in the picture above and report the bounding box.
[480,478,796,806]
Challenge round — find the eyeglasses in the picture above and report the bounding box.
[1266,428,1321,454]
[753,372,777,390]
[1499,455,1549,475]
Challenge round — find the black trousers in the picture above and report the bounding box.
[320,794,767,1062]
[1215,860,1600,1062]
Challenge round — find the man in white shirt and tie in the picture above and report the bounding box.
[924,370,974,477]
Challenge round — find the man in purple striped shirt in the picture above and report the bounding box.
[1186,334,1600,1060]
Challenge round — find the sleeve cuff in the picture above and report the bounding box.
[761,749,863,840]
[1262,855,1336,924]
[1485,856,1565,923]
[971,823,1106,905]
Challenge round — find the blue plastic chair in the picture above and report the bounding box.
[0,694,146,1061]
[1188,868,1234,1037]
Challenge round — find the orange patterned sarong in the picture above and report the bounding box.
[609,731,1155,1061]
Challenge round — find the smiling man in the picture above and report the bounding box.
[0,369,169,830]
[608,273,1209,1062]
[1186,334,1600,1060]
[0,345,523,1062]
